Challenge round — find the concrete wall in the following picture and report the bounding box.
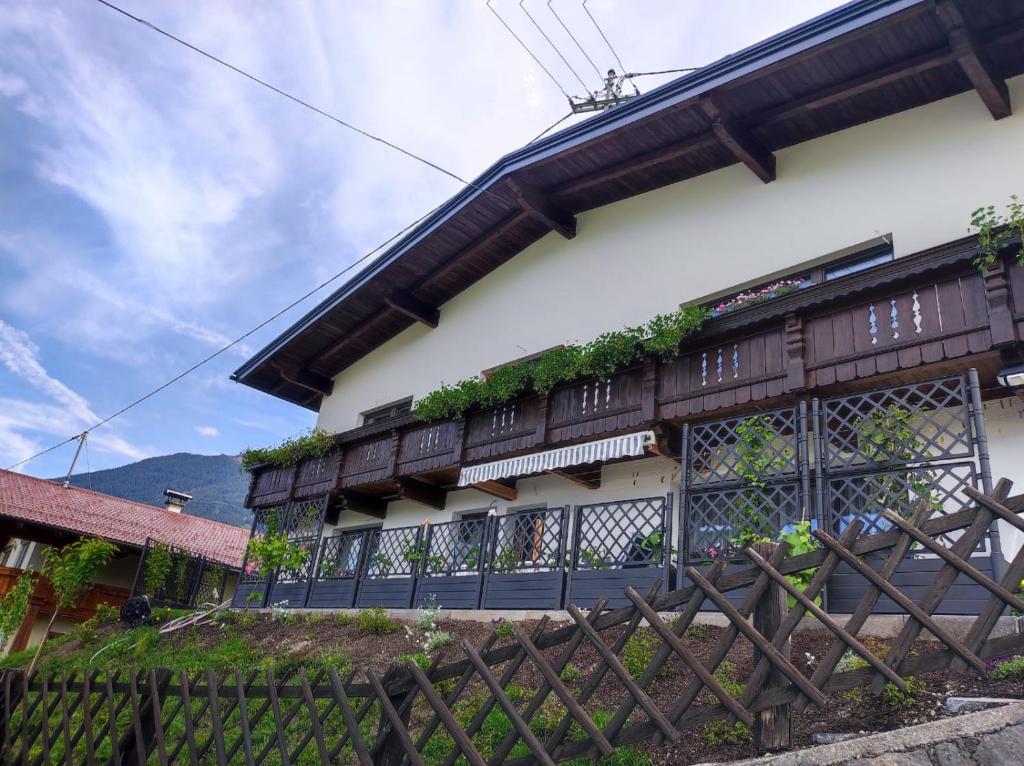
[317,76,1024,432]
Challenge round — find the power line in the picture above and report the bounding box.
[4,199,448,473]
[582,0,639,94]
[92,0,494,199]
[487,0,572,100]
[546,0,604,81]
[628,67,701,78]
[518,0,590,94]
[528,110,575,143]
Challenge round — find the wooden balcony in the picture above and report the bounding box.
[244,236,1024,511]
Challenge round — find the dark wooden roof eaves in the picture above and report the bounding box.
[233,0,1022,407]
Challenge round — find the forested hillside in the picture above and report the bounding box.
[58,453,250,527]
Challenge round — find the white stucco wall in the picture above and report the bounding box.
[981,397,1024,559]
[317,76,1024,432]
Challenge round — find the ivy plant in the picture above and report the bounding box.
[245,533,310,579]
[0,571,36,652]
[143,541,173,597]
[241,427,335,470]
[970,195,1024,274]
[414,304,709,422]
[778,520,821,609]
[729,415,790,552]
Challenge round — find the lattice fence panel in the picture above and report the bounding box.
[422,517,487,576]
[488,507,567,573]
[686,483,804,562]
[572,495,670,569]
[365,525,422,578]
[687,407,801,489]
[315,531,366,580]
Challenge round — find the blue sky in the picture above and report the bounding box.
[0,0,841,478]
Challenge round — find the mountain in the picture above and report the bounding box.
[57,453,251,528]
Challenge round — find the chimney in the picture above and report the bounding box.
[163,489,192,514]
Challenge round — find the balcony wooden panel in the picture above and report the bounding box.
[463,399,541,462]
[547,367,644,444]
[245,465,297,509]
[805,272,991,388]
[656,328,787,419]
[340,434,393,488]
[397,421,462,475]
[293,452,343,500]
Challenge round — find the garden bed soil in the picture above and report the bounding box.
[8,612,1023,765]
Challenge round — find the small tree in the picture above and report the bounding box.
[27,537,117,674]
[0,571,36,652]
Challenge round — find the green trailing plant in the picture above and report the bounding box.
[245,533,310,579]
[778,520,821,609]
[413,305,709,422]
[29,537,118,674]
[241,427,335,470]
[970,195,1024,274]
[729,415,790,552]
[854,404,938,518]
[0,571,36,652]
[622,634,656,678]
[712,660,744,698]
[143,541,173,596]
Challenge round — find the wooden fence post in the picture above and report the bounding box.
[118,668,172,765]
[752,541,791,752]
[375,667,415,766]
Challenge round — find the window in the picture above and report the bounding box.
[703,241,894,318]
[823,245,894,281]
[361,398,412,426]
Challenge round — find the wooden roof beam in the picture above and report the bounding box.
[701,96,776,183]
[398,479,447,511]
[277,366,334,397]
[936,0,1011,120]
[471,480,518,502]
[507,178,577,239]
[339,491,388,519]
[545,466,601,490]
[385,291,440,328]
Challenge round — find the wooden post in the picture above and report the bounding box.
[375,667,415,766]
[752,541,791,752]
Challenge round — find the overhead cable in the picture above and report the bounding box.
[518,0,591,93]
[582,0,640,94]
[546,0,604,81]
[487,0,572,100]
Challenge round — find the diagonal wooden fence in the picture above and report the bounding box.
[4,482,1024,765]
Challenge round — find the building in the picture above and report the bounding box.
[0,470,248,654]
[231,0,1024,613]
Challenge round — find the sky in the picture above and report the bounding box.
[0,0,844,479]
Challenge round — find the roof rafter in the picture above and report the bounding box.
[700,96,776,183]
[507,178,577,239]
[935,0,1011,120]
[385,291,440,328]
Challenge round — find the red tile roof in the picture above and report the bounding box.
[0,469,248,567]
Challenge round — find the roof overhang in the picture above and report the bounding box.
[233,0,1024,410]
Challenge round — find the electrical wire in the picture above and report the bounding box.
[92,0,497,200]
[546,0,603,81]
[582,0,639,94]
[487,0,572,100]
[4,199,448,472]
[518,0,590,94]
[528,110,575,143]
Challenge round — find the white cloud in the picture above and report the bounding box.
[0,320,148,468]
[194,425,220,437]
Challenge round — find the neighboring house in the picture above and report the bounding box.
[232,1,1024,613]
[0,470,248,655]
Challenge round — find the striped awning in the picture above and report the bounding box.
[457,431,656,487]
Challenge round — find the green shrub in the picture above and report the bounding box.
[334,612,353,627]
[494,618,513,638]
[559,663,583,684]
[425,630,453,651]
[702,719,751,746]
[685,622,711,641]
[622,635,655,678]
[93,603,121,624]
[355,607,399,635]
[987,655,1024,680]
[837,649,870,672]
[881,677,926,712]
[398,652,431,671]
[713,660,744,698]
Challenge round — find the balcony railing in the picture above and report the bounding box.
[245,238,1022,508]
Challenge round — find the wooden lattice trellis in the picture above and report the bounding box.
[4,482,1024,765]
